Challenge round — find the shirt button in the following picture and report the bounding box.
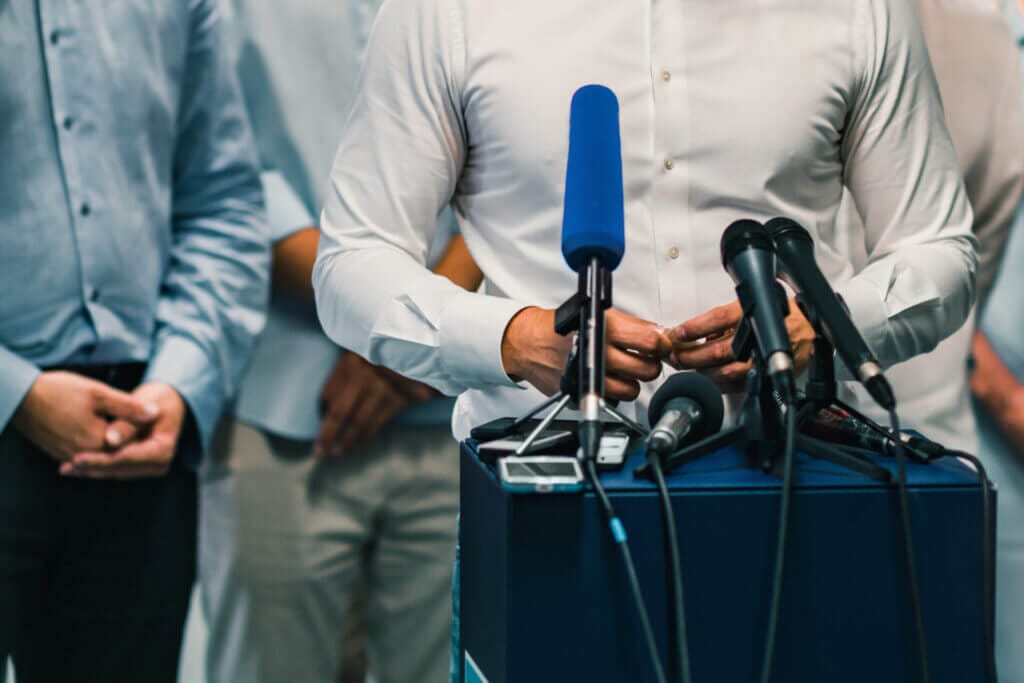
[663,157,675,171]
[661,71,672,82]
[668,246,680,260]
[88,287,100,302]
[62,116,74,131]
[49,31,60,45]
[80,202,91,216]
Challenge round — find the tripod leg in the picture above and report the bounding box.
[509,392,564,434]
[599,401,647,436]
[516,393,574,455]
[636,425,749,478]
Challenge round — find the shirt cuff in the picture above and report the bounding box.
[835,275,891,376]
[438,291,529,390]
[261,170,315,242]
[0,347,40,431]
[144,333,225,468]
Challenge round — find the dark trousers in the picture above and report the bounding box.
[0,425,197,682]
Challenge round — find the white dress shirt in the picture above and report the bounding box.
[836,0,1024,452]
[314,0,977,440]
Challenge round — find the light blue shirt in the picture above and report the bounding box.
[229,0,455,441]
[0,0,270,465]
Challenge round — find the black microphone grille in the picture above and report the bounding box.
[764,217,813,245]
[648,372,725,440]
[720,219,771,269]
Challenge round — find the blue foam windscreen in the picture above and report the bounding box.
[561,85,625,273]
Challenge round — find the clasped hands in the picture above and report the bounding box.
[12,372,187,480]
[501,299,815,401]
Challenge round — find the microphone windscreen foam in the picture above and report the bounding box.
[648,372,725,442]
[561,85,625,273]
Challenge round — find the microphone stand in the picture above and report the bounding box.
[512,258,645,457]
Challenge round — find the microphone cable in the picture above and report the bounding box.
[584,457,668,683]
[648,452,693,683]
[886,409,932,683]
[760,404,798,683]
[833,399,994,683]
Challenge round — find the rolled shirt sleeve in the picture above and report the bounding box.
[145,0,271,465]
[0,346,40,430]
[313,0,526,397]
[837,0,978,369]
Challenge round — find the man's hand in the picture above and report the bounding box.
[501,307,671,402]
[669,299,815,393]
[11,371,160,463]
[315,353,436,459]
[60,382,186,479]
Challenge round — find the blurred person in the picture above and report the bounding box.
[0,2,269,682]
[836,0,1024,452]
[198,2,481,682]
[969,3,1024,680]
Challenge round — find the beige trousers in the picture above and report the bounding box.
[199,420,459,683]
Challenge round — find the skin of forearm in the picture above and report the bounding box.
[272,228,484,303]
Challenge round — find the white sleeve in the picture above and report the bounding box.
[313,0,526,396]
[837,0,978,368]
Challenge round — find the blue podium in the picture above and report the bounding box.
[458,440,992,682]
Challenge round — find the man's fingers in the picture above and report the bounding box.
[607,311,673,358]
[606,345,663,383]
[104,419,145,450]
[671,336,737,370]
[699,361,753,390]
[315,410,344,459]
[335,390,399,455]
[316,384,363,458]
[93,385,160,424]
[673,301,743,342]
[605,377,642,402]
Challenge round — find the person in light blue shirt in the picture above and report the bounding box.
[197,2,480,682]
[0,1,269,682]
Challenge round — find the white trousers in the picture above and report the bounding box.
[199,420,459,683]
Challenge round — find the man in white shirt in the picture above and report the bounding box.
[314,0,976,437]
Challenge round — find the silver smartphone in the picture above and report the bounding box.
[498,456,585,494]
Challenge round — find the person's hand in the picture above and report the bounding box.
[668,299,815,394]
[501,307,672,402]
[60,382,186,479]
[315,353,435,459]
[11,371,160,463]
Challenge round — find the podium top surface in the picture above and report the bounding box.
[464,439,983,494]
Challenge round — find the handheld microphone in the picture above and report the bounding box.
[720,220,797,404]
[764,218,896,410]
[646,372,725,457]
[561,84,626,461]
[806,408,938,462]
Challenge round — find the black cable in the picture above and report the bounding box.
[929,449,996,683]
[584,458,668,683]
[834,398,994,682]
[760,405,798,683]
[887,410,931,683]
[649,454,693,683]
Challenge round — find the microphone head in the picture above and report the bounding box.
[720,219,772,270]
[561,85,625,273]
[764,217,813,247]
[648,372,725,442]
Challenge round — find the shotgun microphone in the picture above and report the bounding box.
[561,84,626,461]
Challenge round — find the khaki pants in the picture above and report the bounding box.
[199,420,459,683]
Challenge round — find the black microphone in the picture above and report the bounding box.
[806,408,938,462]
[720,220,798,404]
[765,217,896,410]
[646,372,725,457]
[560,84,626,462]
